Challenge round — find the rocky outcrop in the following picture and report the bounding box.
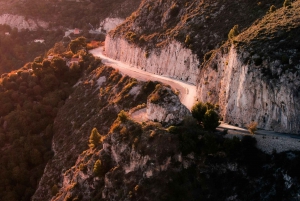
[105,35,200,84]
[98,18,124,33]
[147,86,191,126]
[50,117,191,201]
[197,45,300,134]
[0,14,48,30]
[32,66,159,201]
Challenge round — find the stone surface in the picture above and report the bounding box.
[105,35,200,84]
[196,45,300,134]
[147,86,191,126]
[0,14,48,30]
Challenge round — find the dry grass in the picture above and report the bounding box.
[247,121,258,134]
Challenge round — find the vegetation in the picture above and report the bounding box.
[247,121,258,134]
[269,5,277,12]
[228,25,239,40]
[89,128,101,148]
[191,102,220,130]
[93,159,102,176]
[0,38,101,201]
[118,110,129,122]
[0,24,64,74]
[283,0,291,7]
[203,109,220,130]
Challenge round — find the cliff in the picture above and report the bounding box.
[32,65,189,200]
[197,2,300,133]
[0,14,48,30]
[105,35,200,84]
[105,0,300,133]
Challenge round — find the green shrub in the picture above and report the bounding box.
[269,5,276,12]
[167,126,179,134]
[89,128,101,147]
[203,109,220,131]
[191,102,208,123]
[283,0,291,7]
[93,159,102,176]
[118,110,129,122]
[228,25,239,40]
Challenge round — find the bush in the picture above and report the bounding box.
[89,128,101,147]
[93,159,102,176]
[167,126,179,134]
[191,102,207,123]
[283,0,291,7]
[203,109,220,131]
[228,25,239,40]
[118,110,128,122]
[247,121,257,134]
[269,5,276,12]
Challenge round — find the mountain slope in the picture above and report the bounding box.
[105,0,300,133]
[197,0,300,133]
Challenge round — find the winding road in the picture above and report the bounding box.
[90,47,300,140]
[90,47,197,110]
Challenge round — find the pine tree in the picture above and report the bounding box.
[228,25,239,40]
[203,109,220,131]
[89,128,101,147]
[93,159,102,176]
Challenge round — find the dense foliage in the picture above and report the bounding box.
[0,24,64,74]
[0,38,101,201]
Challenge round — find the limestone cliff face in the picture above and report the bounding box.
[147,86,191,126]
[105,35,200,84]
[197,45,300,134]
[0,14,48,30]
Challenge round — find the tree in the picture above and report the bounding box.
[93,159,102,176]
[203,109,220,131]
[269,5,276,13]
[228,25,239,40]
[283,0,291,7]
[69,37,87,54]
[51,184,59,196]
[89,128,101,147]
[191,102,208,123]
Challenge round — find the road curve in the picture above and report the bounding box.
[90,47,300,140]
[90,47,197,110]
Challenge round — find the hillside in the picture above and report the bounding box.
[0,38,101,201]
[110,0,283,62]
[197,0,300,133]
[0,0,141,29]
[105,0,300,133]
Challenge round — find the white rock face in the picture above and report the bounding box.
[105,35,200,84]
[0,14,48,31]
[147,86,191,126]
[197,45,300,134]
[97,18,124,33]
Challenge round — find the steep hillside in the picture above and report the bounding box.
[110,0,282,61]
[0,38,101,201]
[32,66,159,200]
[105,0,300,133]
[197,0,300,133]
